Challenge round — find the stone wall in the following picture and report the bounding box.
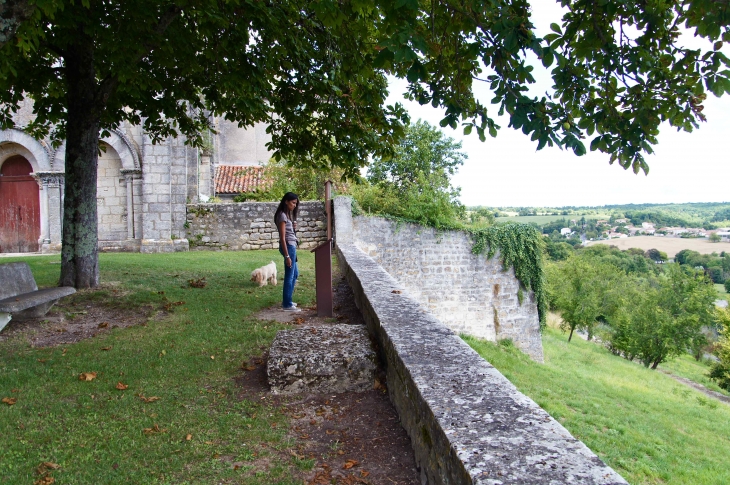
[352,214,543,361]
[333,197,627,485]
[185,201,327,251]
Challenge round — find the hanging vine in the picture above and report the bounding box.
[470,223,547,330]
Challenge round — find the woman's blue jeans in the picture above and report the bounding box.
[280,243,298,308]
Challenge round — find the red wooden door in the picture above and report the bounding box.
[0,156,40,252]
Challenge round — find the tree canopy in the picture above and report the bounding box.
[1,0,729,287]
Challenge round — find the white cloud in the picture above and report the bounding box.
[385,4,730,207]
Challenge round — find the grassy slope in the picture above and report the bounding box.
[464,329,730,485]
[0,251,315,485]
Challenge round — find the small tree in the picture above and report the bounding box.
[709,307,730,390]
[710,233,722,243]
[607,265,716,369]
[549,256,624,342]
[352,120,466,228]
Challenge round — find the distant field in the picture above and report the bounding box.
[585,235,730,256]
[497,213,613,225]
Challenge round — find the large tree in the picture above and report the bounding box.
[1,0,729,288]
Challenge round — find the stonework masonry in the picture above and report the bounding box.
[352,214,543,361]
[332,196,628,485]
[0,99,273,255]
[185,201,327,251]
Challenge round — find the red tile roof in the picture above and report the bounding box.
[215,165,271,194]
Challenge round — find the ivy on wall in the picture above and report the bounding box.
[470,223,547,330]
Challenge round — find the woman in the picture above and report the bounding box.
[275,192,301,312]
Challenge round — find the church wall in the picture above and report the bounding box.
[214,120,272,167]
[97,144,127,241]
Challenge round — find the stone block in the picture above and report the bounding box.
[268,324,377,394]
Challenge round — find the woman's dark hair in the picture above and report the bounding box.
[274,192,299,223]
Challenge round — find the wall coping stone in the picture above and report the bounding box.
[332,197,627,485]
[336,243,627,485]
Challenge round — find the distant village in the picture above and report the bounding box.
[561,219,730,242]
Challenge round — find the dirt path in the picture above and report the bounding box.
[248,274,420,485]
[659,371,730,405]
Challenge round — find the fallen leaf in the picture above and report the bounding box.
[79,372,97,381]
[143,424,166,435]
[98,322,109,328]
[243,365,256,371]
[2,397,17,406]
[188,277,207,288]
[337,450,345,455]
[38,359,47,363]
[373,379,382,390]
[11,389,19,393]
[139,395,161,403]
[36,462,61,474]
[325,429,336,435]
[210,355,215,360]
[343,459,359,470]
[115,382,128,391]
[185,434,192,441]
[204,441,213,445]
[360,470,370,478]
[34,477,55,485]
[294,317,305,325]
[289,449,304,460]
[101,346,112,351]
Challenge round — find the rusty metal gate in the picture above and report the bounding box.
[0,156,40,253]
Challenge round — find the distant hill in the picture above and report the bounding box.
[483,202,730,229]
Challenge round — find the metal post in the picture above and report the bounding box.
[325,180,332,241]
[311,181,334,317]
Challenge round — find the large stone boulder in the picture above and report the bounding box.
[267,324,377,394]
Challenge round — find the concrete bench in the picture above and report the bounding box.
[0,262,76,332]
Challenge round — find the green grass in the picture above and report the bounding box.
[464,329,730,485]
[0,251,315,485]
[714,283,729,302]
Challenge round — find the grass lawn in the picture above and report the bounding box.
[0,251,315,484]
[464,329,730,485]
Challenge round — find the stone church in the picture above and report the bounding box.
[0,100,271,254]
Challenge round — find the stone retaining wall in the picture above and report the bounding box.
[353,216,543,361]
[333,197,627,485]
[185,201,327,250]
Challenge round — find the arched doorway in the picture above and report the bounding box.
[0,156,40,252]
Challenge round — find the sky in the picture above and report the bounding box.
[385,3,730,208]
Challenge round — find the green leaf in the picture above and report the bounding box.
[550,23,562,34]
[542,48,554,68]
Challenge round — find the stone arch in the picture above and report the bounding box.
[51,128,142,171]
[102,129,141,171]
[0,129,53,172]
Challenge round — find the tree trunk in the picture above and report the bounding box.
[568,327,574,342]
[59,36,101,288]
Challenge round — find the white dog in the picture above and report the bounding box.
[250,261,277,287]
